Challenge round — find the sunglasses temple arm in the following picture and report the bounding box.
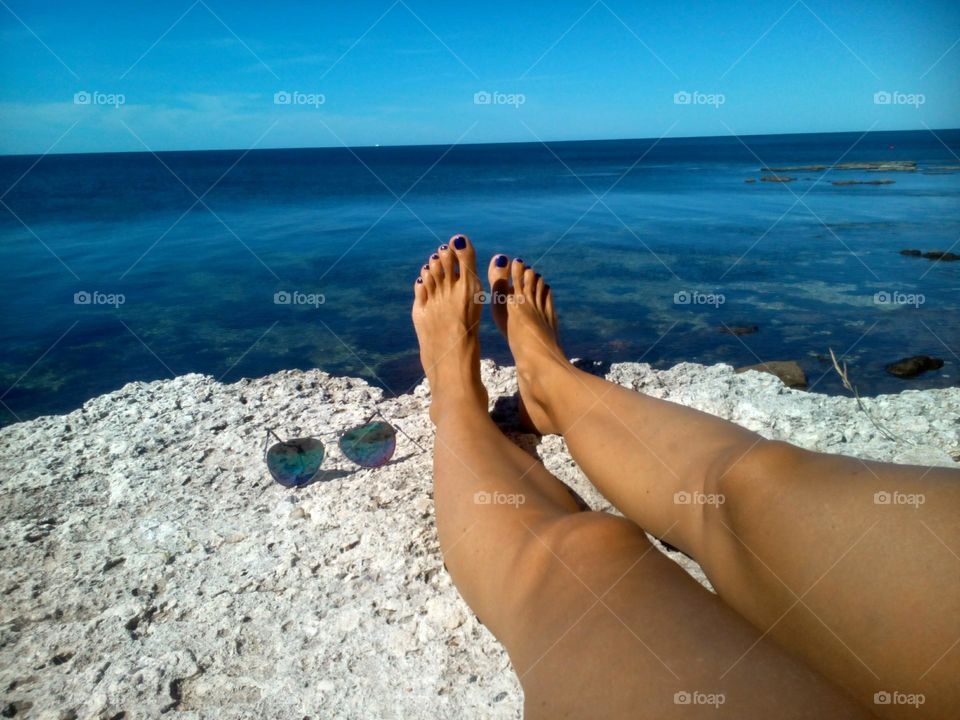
[368,409,427,453]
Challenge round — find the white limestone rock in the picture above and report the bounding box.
[0,361,957,718]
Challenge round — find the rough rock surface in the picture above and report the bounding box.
[1,361,958,719]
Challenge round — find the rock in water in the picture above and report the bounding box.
[720,325,759,336]
[736,361,808,388]
[922,251,960,261]
[886,356,945,378]
[899,249,922,256]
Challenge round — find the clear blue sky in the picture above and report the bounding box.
[1,0,958,154]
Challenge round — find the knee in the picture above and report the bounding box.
[707,440,809,497]
[508,512,651,606]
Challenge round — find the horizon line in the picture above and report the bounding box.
[1,126,957,160]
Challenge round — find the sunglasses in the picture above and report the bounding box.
[264,411,422,488]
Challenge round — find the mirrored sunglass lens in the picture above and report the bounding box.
[266,438,325,487]
[338,421,396,468]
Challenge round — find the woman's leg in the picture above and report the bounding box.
[487,255,960,719]
[413,237,870,718]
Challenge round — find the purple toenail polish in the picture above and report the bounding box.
[514,257,523,264]
[535,273,541,280]
[440,244,449,251]
[495,255,508,268]
[416,277,423,284]
[431,253,439,260]
[423,264,429,269]
[454,236,466,249]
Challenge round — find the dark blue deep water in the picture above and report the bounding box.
[1,129,959,424]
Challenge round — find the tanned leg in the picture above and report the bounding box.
[487,255,960,719]
[412,237,871,718]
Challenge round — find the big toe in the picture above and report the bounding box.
[449,233,477,275]
[487,253,510,337]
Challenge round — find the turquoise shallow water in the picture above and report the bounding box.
[1,129,958,423]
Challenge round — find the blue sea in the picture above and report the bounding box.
[1,129,959,424]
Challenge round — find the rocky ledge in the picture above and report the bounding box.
[1,362,958,719]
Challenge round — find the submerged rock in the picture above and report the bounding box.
[736,360,807,388]
[831,179,895,186]
[922,251,960,261]
[886,356,945,379]
[720,325,759,336]
[760,175,795,183]
[764,161,917,173]
[899,249,923,256]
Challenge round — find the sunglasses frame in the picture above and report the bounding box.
[264,409,424,486]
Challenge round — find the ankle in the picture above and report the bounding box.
[516,354,583,429]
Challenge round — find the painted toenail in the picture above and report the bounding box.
[423,264,429,270]
[514,257,523,264]
[432,254,440,260]
[440,244,449,251]
[495,255,508,267]
[453,236,466,249]
[535,273,541,280]
[416,277,423,284]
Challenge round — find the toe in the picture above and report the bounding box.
[523,267,537,303]
[450,234,477,281]
[487,253,510,292]
[487,253,511,336]
[428,252,444,284]
[414,276,427,307]
[545,284,558,328]
[510,257,525,293]
[534,273,546,309]
[438,243,456,281]
[420,264,436,293]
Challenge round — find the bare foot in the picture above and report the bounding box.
[412,234,489,424]
[487,255,571,435]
